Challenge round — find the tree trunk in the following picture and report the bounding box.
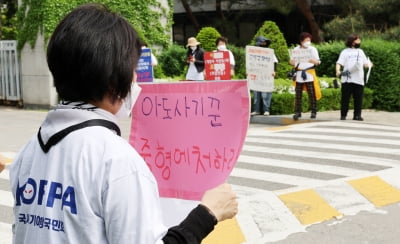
[180,0,200,33]
[216,0,225,20]
[293,0,322,43]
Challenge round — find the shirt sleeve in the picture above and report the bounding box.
[162,204,217,243]
[229,51,236,66]
[312,46,320,64]
[336,50,345,65]
[360,50,369,65]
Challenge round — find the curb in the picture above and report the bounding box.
[250,114,328,126]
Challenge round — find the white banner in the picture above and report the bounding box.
[289,48,313,64]
[246,46,275,92]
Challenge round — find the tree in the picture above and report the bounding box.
[196,26,221,51]
[180,0,200,32]
[292,0,322,43]
[16,0,174,50]
[323,0,400,41]
[0,0,18,40]
[251,20,291,79]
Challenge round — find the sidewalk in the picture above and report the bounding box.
[250,109,400,127]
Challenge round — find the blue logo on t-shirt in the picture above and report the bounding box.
[15,178,77,214]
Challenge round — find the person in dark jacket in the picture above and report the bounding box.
[185,37,205,80]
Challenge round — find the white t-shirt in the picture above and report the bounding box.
[215,48,235,67]
[290,45,320,83]
[9,104,167,244]
[186,62,204,81]
[336,48,369,86]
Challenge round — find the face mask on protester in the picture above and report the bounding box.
[217,45,227,50]
[115,82,142,118]
[354,43,361,48]
[302,41,311,48]
[190,46,197,51]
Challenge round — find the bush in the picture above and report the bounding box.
[157,44,187,78]
[153,60,164,78]
[361,39,400,111]
[323,13,367,41]
[196,27,221,52]
[228,45,246,79]
[316,39,400,111]
[381,26,400,41]
[269,87,373,115]
[251,21,291,79]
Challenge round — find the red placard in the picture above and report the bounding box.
[204,51,231,80]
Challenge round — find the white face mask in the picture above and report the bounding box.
[115,82,142,118]
[190,46,197,51]
[302,41,311,48]
[217,45,226,50]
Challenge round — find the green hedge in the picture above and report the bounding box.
[267,87,373,115]
[157,44,187,78]
[316,39,400,111]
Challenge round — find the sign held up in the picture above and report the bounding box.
[129,81,250,200]
[137,48,153,82]
[246,46,275,92]
[204,51,231,81]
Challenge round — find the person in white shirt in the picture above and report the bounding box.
[9,3,238,244]
[140,41,158,67]
[215,36,236,77]
[336,34,373,121]
[289,32,321,120]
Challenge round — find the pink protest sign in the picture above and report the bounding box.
[129,81,250,200]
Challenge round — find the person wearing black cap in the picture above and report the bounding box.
[250,36,278,116]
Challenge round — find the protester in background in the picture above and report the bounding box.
[336,34,373,121]
[215,36,236,77]
[140,41,158,67]
[185,37,205,81]
[9,4,237,244]
[289,32,321,120]
[251,36,278,116]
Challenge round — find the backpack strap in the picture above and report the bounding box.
[37,119,121,153]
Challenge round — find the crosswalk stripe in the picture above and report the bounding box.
[238,155,371,176]
[245,137,400,155]
[0,168,9,181]
[253,134,400,147]
[232,185,305,243]
[202,218,246,244]
[313,123,400,132]
[231,167,325,188]
[314,180,375,216]
[278,189,343,225]
[0,152,16,164]
[242,144,399,168]
[348,176,400,207]
[280,128,400,139]
[0,189,13,208]
[0,222,12,244]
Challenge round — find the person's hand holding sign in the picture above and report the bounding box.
[201,183,238,221]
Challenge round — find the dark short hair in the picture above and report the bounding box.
[47,3,141,102]
[299,32,312,43]
[345,34,361,47]
[215,36,228,46]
